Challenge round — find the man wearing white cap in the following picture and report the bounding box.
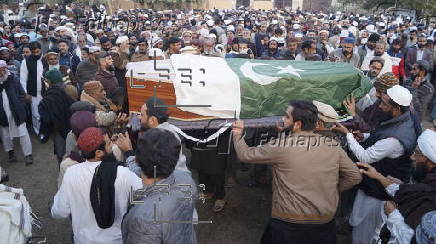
[334,85,418,244]
[356,127,436,243]
[112,36,130,88]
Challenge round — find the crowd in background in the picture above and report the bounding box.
[0,3,435,244]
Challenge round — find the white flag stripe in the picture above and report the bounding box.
[126,60,176,83]
[170,54,241,118]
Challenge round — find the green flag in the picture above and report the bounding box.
[225,58,372,118]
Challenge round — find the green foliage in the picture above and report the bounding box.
[338,0,435,17]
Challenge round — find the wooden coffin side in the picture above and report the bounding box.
[126,79,214,121]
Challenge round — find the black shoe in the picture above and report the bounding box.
[0,167,8,183]
[8,150,17,163]
[25,155,33,166]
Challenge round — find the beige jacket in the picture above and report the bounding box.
[233,131,362,224]
[80,92,117,126]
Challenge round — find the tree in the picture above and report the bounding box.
[137,0,203,9]
[339,0,435,17]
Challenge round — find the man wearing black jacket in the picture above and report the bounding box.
[0,60,33,165]
[39,69,74,163]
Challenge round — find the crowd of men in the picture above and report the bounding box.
[0,3,435,244]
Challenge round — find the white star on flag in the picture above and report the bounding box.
[273,65,305,78]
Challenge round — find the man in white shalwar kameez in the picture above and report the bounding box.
[0,61,33,165]
[20,41,44,135]
[333,85,418,244]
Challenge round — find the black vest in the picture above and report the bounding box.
[359,111,417,200]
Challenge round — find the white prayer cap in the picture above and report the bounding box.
[145,21,151,25]
[352,21,358,27]
[271,20,278,25]
[180,46,199,54]
[293,24,301,29]
[295,33,303,38]
[227,25,235,32]
[366,24,376,33]
[313,101,339,123]
[148,48,163,57]
[0,60,7,68]
[386,85,412,107]
[206,19,214,27]
[269,37,279,42]
[340,30,349,38]
[208,33,217,39]
[116,36,129,44]
[198,28,209,38]
[409,26,418,31]
[224,19,232,25]
[88,46,101,53]
[417,129,436,163]
[167,21,173,26]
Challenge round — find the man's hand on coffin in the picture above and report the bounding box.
[232,120,244,138]
[384,201,397,215]
[116,113,129,124]
[331,122,350,135]
[351,130,364,141]
[276,120,285,133]
[343,95,356,116]
[104,134,113,154]
[115,132,133,152]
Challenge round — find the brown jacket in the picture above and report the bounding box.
[94,68,119,95]
[233,131,362,224]
[130,52,149,62]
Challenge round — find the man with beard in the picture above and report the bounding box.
[333,85,418,244]
[99,36,112,52]
[75,46,100,91]
[0,47,21,78]
[387,39,406,82]
[329,37,360,68]
[365,58,385,82]
[406,29,417,48]
[20,41,44,135]
[296,39,322,61]
[130,38,149,62]
[260,38,282,60]
[317,30,335,61]
[231,100,362,244]
[357,33,380,68]
[0,60,33,165]
[111,36,130,88]
[51,127,142,244]
[94,51,118,96]
[405,34,433,78]
[281,38,300,60]
[57,39,81,75]
[404,60,434,119]
[361,41,393,76]
[37,25,51,55]
[38,69,74,163]
[356,127,436,243]
[164,37,182,59]
[115,97,189,176]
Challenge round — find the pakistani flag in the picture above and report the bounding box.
[169,54,371,119]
